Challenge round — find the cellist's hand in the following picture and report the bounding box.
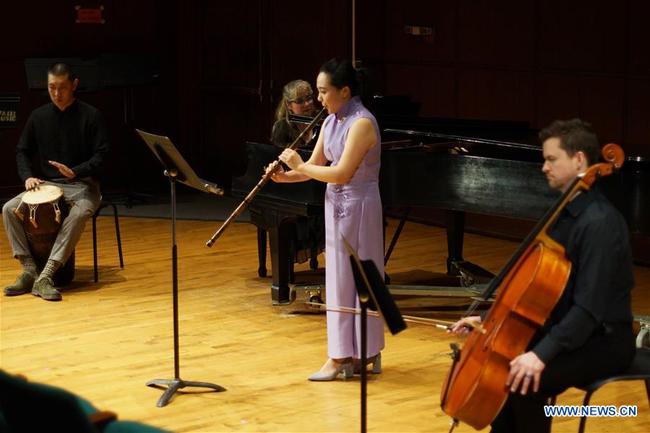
[507,351,545,395]
[447,316,482,336]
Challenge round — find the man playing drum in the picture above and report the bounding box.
[2,62,109,301]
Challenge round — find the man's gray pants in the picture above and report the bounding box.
[2,179,101,265]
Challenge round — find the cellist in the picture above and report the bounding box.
[449,119,636,433]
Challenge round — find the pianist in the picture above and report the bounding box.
[270,79,318,148]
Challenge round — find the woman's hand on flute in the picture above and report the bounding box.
[279,148,305,171]
[265,161,289,183]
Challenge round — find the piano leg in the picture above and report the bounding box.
[446,210,496,284]
[446,210,465,275]
[309,246,319,270]
[268,221,293,305]
[384,208,410,266]
[257,227,267,277]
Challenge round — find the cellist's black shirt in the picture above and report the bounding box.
[16,100,109,182]
[532,188,634,363]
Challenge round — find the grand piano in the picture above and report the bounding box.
[232,116,650,304]
[231,143,325,304]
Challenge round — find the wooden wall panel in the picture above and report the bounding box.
[578,75,625,142]
[536,74,624,142]
[628,1,650,75]
[0,0,164,198]
[537,0,626,73]
[535,74,581,128]
[457,0,535,68]
[383,0,456,63]
[3,0,650,199]
[626,79,650,156]
[194,2,266,188]
[627,0,650,156]
[195,0,350,188]
[201,2,263,88]
[356,0,650,160]
[356,0,387,63]
[457,69,534,121]
[200,93,259,186]
[269,0,350,101]
[384,65,456,117]
[1,0,157,58]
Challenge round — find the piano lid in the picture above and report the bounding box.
[376,111,542,161]
[383,128,541,151]
[383,127,542,163]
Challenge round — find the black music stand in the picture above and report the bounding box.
[342,237,407,433]
[136,129,225,407]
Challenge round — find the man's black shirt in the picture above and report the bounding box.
[16,100,109,182]
[532,187,634,362]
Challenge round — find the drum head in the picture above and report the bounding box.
[22,185,63,205]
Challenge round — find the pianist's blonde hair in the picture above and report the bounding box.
[274,80,313,122]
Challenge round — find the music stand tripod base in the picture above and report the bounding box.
[146,378,226,407]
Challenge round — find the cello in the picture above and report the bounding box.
[440,143,625,430]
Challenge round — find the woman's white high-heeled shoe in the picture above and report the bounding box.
[308,359,354,381]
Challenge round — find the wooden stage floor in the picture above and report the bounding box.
[1,216,648,432]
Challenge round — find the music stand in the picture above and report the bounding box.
[342,236,407,433]
[136,129,225,407]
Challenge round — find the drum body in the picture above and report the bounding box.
[13,185,75,285]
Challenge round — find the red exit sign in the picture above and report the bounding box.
[75,5,105,24]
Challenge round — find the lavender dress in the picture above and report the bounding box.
[322,96,385,359]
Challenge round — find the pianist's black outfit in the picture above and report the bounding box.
[270,118,319,149]
[491,188,636,433]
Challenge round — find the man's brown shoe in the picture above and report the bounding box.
[4,272,36,296]
[32,277,62,301]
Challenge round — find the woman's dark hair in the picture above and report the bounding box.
[319,58,362,96]
[539,118,600,166]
